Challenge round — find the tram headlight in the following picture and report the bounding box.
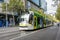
[19,23,27,26]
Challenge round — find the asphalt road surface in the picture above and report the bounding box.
[0,25,60,40]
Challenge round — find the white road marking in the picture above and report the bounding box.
[50,27,57,29]
[10,30,38,40]
[0,32,19,38]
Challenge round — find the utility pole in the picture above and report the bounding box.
[12,10,15,26]
[6,3,8,27]
[4,0,9,27]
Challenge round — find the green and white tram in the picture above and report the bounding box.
[19,10,53,30]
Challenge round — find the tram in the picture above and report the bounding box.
[19,10,53,30]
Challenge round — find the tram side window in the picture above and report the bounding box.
[34,17,36,26]
[29,14,33,24]
[48,21,51,24]
[46,20,47,23]
[46,20,51,24]
[46,20,49,24]
[37,17,40,24]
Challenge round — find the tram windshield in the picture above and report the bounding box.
[19,11,34,25]
[20,14,30,23]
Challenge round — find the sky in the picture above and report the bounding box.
[46,0,57,15]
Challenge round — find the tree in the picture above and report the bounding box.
[2,2,6,11]
[8,0,25,12]
[55,4,60,21]
[2,0,25,26]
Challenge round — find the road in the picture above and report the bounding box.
[0,25,60,40]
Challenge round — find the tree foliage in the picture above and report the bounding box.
[55,4,60,21]
[2,2,6,11]
[8,0,25,12]
[2,0,25,15]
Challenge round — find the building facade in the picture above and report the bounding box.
[24,0,47,12]
[24,0,40,11]
[41,0,47,12]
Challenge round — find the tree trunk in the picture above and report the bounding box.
[6,3,8,27]
[17,10,22,25]
[12,13,15,26]
[12,15,15,26]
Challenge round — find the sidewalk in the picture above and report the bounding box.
[0,27,20,34]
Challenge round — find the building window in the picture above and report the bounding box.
[31,0,40,5]
[27,1,31,10]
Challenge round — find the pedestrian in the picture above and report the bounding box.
[57,23,59,27]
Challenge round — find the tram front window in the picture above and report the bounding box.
[20,18,27,23]
[20,14,29,23]
[20,18,24,22]
[29,14,33,24]
[19,14,30,27]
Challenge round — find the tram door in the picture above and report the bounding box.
[34,16,37,29]
[37,17,44,28]
[39,18,44,28]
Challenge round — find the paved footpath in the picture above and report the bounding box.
[0,27,21,39]
[0,27,19,33]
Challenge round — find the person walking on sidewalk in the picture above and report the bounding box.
[57,22,60,27]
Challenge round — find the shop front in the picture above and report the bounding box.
[0,13,18,27]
